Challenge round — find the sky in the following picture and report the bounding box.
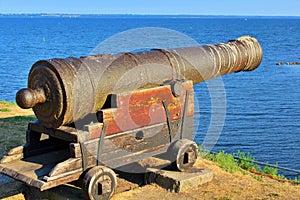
[0,0,299,16]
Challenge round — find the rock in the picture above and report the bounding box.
[287,62,300,65]
[276,61,300,66]
[276,62,286,65]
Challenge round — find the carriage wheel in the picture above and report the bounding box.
[169,139,198,171]
[82,166,117,200]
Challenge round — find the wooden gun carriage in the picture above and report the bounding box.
[0,36,262,200]
[1,80,197,199]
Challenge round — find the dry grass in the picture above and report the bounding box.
[0,115,36,157]
[0,101,35,157]
[112,159,300,200]
[0,101,34,118]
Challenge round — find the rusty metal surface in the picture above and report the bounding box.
[16,36,263,128]
[98,81,194,136]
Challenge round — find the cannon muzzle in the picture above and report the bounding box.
[16,36,263,128]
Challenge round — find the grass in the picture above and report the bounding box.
[198,146,297,182]
[236,150,260,171]
[236,151,254,170]
[0,100,16,106]
[0,100,16,113]
[0,115,36,157]
[252,175,264,182]
[263,162,279,176]
[268,193,280,198]
[210,150,242,173]
[199,146,244,174]
[0,108,11,112]
[293,176,300,183]
[0,100,34,114]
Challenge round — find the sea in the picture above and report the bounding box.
[0,15,299,177]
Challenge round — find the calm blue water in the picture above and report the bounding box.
[0,16,299,177]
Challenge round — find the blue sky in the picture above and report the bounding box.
[0,0,299,16]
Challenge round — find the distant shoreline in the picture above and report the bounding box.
[0,13,300,19]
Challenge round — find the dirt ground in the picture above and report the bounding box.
[0,102,34,118]
[4,157,300,200]
[1,102,300,200]
[111,158,300,200]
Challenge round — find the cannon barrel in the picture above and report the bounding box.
[16,36,263,128]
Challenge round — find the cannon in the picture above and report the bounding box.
[0,36,262,200]
[16,36,262,128]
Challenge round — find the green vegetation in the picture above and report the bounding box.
[236,151,254,170]
[236,150,261,172]
[252,175,264,182]
[13,116,36,121]
[0,108,11,112]
[210,150,242,173]
[199,146,244,174]
[293,176,300,183]
[198,146,297,182]
[263,162,279,176]
[268,193,280,198]
[0,100,16,106]
[0,115,36,157]
[0,100,16,112]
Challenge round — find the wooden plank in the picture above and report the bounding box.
[44,122,181,186]
[40,171,82,191]
[70,121,181,159]
[1,145,25,164]
[54,144,169,177]
[100,144,169,168]
[28,120,79,142]
[24,138,70,157]
[105,123,171,152]
[48,156,98,178]
[83,122,103,140]
[67,122,183,169]
[0,149,70,188]
[0,154,24,164]
[1,165,82,191]
[1,159,43,178]
[0,165,45,189]
[69,144,81,158]
[24,149,70,165]
[48,158,83,177]
[44,168,82,182]
[7,145,24,156]
[0,160,46,189]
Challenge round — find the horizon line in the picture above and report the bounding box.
[0,13,300,17]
